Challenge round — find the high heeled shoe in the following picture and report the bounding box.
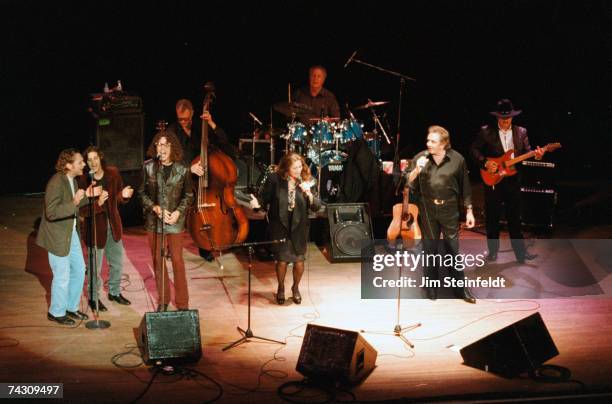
[276,287,285,305]
[292,287,302,304]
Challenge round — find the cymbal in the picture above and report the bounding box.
[273,101,312,117]
[354,100,389,110]
[308,117,340,122]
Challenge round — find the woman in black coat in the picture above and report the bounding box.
[256,153,321,305]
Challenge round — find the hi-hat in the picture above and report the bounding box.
[354,100,389,110]
[273,101,312,117]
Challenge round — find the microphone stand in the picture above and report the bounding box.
[347,54,416,157]
[157,159,167,312]
[86,177,111,329]
[218,238,287,351]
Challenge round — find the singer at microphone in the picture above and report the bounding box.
[291,64,340,124]
[256,152,322,305]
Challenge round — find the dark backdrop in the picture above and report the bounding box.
[1,0,611,194]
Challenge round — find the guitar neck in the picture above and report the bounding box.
[506,150,537,167]
[201,118,209,186]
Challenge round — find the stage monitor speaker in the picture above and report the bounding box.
[296,324,377,385]
[460,312,559,378]
[137,310,202,365]
[327,203,373,262]
[96,112,144,171]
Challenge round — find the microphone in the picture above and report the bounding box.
[344,50,357,68]
[248,112,263,126]
[417,151,430,169]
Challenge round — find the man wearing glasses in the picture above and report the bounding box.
[167,98,233,261]
[138,131,194,312]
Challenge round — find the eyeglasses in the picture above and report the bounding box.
[155,142,171,148]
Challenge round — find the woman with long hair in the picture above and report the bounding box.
[256,153,321,305]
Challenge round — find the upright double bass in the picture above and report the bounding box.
[188,82,249,251]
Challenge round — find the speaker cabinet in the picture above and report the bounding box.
[521,187,556,229]
[327,203,373,262]
[137,310,202,365]
[460,312,559,378]
[96,112,144,171]
[297,324,377,385]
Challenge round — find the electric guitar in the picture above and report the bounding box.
[480,142,561,186]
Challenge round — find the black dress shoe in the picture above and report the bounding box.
[108,294,131,305]
[276,287,285,305]
[292,287,302,304]
[425,288,437,301]
[47,313,75,325]
[66,310,89,320]
[156,304,168,312]
[199,248,214,262]
[486,252,498,262]
[460,288,476,304]
[88,299,107,312]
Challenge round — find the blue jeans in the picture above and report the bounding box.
[48,227,86,317]
[87,223,125,300]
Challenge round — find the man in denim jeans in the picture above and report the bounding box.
[77,146,134,312]
[37,148,97,325]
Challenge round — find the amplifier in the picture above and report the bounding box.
[239,139,275,165]
[520,160,555,189]
[521,187,557,229]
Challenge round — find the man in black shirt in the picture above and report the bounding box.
[293,65,341,123]
[407,125,476,303]
[166,98,233,261]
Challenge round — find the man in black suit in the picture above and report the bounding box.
[470,99,545,263]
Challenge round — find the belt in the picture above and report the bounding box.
[423,197,453,205]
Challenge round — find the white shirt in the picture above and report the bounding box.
[66,174,77,229]
[498,127,514,158]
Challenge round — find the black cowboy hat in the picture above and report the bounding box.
[489,98,522,118]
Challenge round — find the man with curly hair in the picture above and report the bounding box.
[138,131,194,312]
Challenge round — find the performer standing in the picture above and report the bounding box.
[37,149,93,324]
[470,99,545,263]
[138,131,194,312]
[406,126,476,303]
[77,146,134,312]
[167,98,233,262]
[252,153,321,305]
[293,65,341,123]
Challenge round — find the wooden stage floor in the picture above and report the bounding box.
[1,196,611,403]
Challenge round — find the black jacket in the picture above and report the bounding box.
[257,173,321,255]
[470,124,531,169]
[138,160,194,234]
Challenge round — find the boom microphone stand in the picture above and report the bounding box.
[218,238,287,351]
[345,51,416,157]
[86,176,111,330]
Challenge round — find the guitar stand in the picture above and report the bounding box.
[215,240,287,352]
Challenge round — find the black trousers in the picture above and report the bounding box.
[484,177,526,260]
[417,200,465,292]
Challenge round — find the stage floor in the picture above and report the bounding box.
[1,196,612,403]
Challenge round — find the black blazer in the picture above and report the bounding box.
[470,125,532,169]
[258,172,321,255]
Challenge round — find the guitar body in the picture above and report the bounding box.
[480,149,517,186]
[479,143,561,187]
[387,188,421,249]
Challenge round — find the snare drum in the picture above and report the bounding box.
[310,120,335,145]
[287,122,307,143]
[338,119,364,143]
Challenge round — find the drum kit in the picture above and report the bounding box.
[239,99,389,202]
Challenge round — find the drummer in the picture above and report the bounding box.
[293,65,340,124]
